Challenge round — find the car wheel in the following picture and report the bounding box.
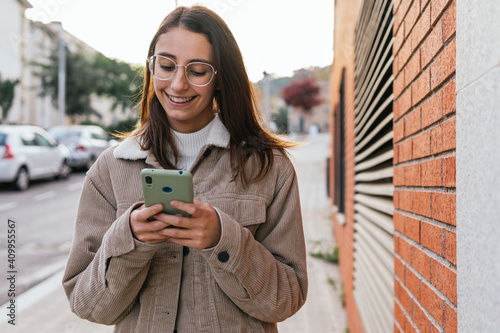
[57,160,71,180]
[14,167,29,191]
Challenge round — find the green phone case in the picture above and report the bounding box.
[141,169,193,217]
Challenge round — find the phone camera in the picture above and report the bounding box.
[145,176,153,184]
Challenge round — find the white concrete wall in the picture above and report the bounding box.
[0,0,24,79]
[24,21,59,127]
[456,1,500,332]
[0,0,26,123]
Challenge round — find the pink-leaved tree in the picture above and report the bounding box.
[281,77,322,133]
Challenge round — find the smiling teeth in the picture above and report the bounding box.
[169,95,194,103]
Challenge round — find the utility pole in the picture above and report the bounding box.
[57,27,66,125]
[263,71,271,126]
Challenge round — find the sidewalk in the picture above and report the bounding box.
[0,133,347,333]
[278,133,347,332]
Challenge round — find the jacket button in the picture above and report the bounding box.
[183,246,190,256]
[218,251,230,263]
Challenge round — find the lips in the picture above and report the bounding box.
[168,94,196,103]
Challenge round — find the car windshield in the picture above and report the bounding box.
[0,133,6,146]
[50,130,82,139]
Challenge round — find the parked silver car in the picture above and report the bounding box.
[48,125,115,170]
[0,125,71,191]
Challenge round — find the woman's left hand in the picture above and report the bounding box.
[151,200,221,250]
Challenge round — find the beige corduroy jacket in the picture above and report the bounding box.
[62,116,308,333]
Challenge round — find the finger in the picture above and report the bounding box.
[137,217,175,238]
[166,233,211,250]
[155,213,189,229]
[137,204,164,221]
[140,232,171,244]
[131,219,165,235]
[149,228,172,241]
[160,227,192,242]
[170,200,196,216]
[148,220,172,232]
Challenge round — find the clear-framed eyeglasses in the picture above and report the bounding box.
[147,55,217,87]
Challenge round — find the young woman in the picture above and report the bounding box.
[63,5,307,332]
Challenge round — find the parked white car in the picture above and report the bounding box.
[0,125,71,191]
[49,125,116,170]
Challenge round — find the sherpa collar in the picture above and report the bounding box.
[113,114,230,160]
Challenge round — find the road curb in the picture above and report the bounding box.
[1,260,66,313]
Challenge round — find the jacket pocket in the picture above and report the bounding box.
[208,194,267,234]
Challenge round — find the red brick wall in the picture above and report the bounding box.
[393,0,457,332]
[330,0,457,331]
[337,67,363,333]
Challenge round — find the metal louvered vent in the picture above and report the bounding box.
[352,0,395,332]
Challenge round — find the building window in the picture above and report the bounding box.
[333,68,346,214]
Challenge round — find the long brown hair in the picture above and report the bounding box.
[134,5,298,184]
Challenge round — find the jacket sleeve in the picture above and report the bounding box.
[62,159,161,325]
[200,158,308,323]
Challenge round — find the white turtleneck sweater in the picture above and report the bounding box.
[171,117,216,170]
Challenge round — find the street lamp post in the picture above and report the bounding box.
[57,30,66,125]
[263,71,271,126]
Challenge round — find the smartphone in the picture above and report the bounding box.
[141,169,193,217]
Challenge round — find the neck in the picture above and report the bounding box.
[171,117,216,170]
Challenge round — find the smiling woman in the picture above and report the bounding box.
[62,5,308,333]
[149,28,218,133]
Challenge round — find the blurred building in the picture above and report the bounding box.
[1,0,35,124]
[0,0,131,128]
[329,0,499,332]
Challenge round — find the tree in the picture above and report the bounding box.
[281,77,323,133]
[0,75,19,123]
[272,106,289,134]
[92,53,143,112]
[34,47,143,122]
[281,77,323,113]
[34,47,98,119]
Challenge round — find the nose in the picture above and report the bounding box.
[170,65,189,91]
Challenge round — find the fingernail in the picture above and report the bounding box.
[155,204,163,210]
[170,201,178,207]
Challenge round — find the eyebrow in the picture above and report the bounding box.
[156,51,213,65]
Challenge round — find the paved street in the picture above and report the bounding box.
[0,172,86,305]
[0,133,347,332]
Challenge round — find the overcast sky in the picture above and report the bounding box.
[26,0,334,82]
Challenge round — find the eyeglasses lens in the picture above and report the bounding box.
[150,56,214,87]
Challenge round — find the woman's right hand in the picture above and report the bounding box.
[130,204,172,244]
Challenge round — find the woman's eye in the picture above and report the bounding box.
[161,65,176,72]
[189,70,206,77]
